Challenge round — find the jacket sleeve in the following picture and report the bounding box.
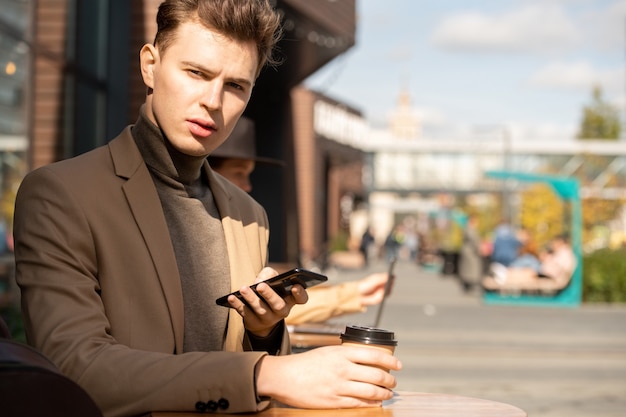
[14,166,272,417]
[285,281,364,325]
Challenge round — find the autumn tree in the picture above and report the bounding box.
[577,85,622,140]
[518,183,565,249]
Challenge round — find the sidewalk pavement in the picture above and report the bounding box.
[320,257,626,417]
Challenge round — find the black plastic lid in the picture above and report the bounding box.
[340,325,397,346]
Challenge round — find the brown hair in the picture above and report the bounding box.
[153,0,282,77]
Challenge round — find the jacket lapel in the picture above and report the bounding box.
[207,164,259,351]
[108,128,186,353]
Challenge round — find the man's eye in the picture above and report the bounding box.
[227,82,243,91]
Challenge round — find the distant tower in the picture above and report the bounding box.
[388,88,420,139]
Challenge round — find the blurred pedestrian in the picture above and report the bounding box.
[458,214,483,292]
[359,226,375,266]
[384,225,404,262]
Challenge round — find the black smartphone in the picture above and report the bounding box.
[215,268,328,308]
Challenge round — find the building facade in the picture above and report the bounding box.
[291,86,367,264]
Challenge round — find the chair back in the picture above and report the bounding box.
[0,339,103,417]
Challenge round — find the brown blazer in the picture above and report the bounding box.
[14,126,290,417]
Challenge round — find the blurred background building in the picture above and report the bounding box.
[1,0,625,272]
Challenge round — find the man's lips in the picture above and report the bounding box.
[186,119,216,138]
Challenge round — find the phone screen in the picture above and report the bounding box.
[215,268,328,308]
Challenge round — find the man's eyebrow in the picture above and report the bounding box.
[181,61,253,88]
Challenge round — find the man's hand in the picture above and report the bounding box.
[357,272,390,306]
[255,345,402,408]
[228,267,308,337]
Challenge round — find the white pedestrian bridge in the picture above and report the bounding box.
[363,136,626,200]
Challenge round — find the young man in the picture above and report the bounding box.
[13,1,400,416]
[209,116,392,325]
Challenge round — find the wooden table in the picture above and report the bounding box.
[151,391,527,416]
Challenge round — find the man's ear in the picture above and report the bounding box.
[139,44,158,89]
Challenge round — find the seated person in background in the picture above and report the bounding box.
[508,228,541,271]
[537,234,576,283]
[483,234,576,292]
[490,219,521,267]
[209,117,391,325]
[14,2,400,416]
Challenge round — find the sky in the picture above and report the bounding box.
[304,0,626,141]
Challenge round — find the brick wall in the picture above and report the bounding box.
[31,0,68,169]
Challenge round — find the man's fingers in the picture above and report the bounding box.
[227,294,247,315]
[291,284,308,304]
[342,346,403,373]
[254,282,287,311]
[238,285,271,313]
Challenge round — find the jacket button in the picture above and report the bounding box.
[207,400,218,411]
[218,398,230,410]
[195,401,207,412]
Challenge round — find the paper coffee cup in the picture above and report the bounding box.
[340,325,397,370]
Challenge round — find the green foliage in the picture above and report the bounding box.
[582,248,626,303]
[577,85,621,140]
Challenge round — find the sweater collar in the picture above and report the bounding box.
[132,106,207,185]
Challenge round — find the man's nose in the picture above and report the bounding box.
[201,82,223,110]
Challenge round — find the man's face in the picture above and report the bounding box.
[140,22,258,157]
[213,158,256,193]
